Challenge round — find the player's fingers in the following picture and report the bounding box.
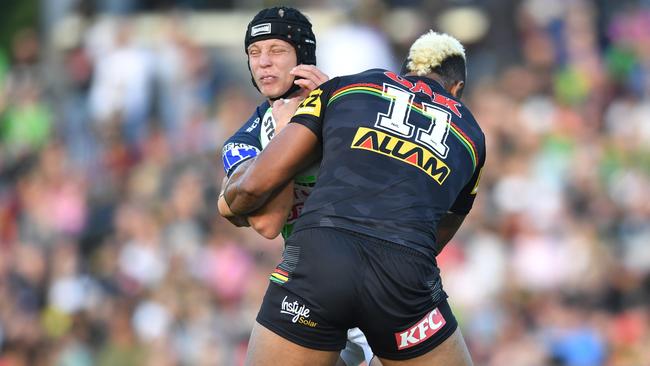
[305,65,330,84]
[296,67,328,85]
[292,65,329,86]
[294,78,322,92]
[291,68,318,85]
[294,64,329,80]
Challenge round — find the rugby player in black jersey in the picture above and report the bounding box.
[223,30,484,366]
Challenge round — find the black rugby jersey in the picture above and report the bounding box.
[290,69,486,257]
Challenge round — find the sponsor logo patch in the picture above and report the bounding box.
[251,23,272,37]
[351,127,451,184]
[222,143,260,175]
[245,117,260,133]
[280,296,318,328]
[395,308,446,350]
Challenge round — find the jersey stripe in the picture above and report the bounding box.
[329,84,478,169]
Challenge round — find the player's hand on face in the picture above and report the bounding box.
[272,97,302,133]
[291,65,329,97]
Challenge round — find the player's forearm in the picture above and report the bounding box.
[434,212,466,254]
[221,158,269,215]
[247,181,294,239]
[224,180,267,216]
[219,161,293,236]
[225,123,320,215]
[224,159,280,215]
[218,194,250,226]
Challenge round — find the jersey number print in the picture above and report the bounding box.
[375,84,452,158]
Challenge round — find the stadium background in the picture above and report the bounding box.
[1,0,649,365]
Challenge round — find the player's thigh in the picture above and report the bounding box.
[376,327,472,366]
[246,321,340,366]
[354,236,460,361]
[253,228,362,364]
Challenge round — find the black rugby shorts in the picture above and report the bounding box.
[256,227,458,360]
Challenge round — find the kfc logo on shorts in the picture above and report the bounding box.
[280,296,317,328]
[395,308,446,350]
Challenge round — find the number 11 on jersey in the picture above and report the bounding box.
[375,84,451,158]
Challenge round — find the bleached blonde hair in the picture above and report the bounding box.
[406,31,465,76]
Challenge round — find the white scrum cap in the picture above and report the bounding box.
[405,31,465,76]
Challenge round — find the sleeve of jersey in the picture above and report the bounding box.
[221,105,266,177]
[449,142,486,215]
[289,78,338,141]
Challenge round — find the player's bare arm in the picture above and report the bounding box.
[218,159,294,239]
[225,123,320,216]
[246,182,294,239]
[218,169,250,227]
[434,212,467,254]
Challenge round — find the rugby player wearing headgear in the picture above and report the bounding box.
[218,6,379,366]
[222,30,485,366]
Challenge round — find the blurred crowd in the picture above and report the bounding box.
[1,0,650,365]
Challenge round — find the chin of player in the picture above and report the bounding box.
[259,81,288,100]
[262,88,282,99]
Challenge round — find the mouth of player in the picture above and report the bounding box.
[259,75,277,85]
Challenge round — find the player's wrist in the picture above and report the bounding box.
[218,192,236,217]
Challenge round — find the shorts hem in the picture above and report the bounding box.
[255,316,345,352]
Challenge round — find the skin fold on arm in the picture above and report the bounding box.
[223,122,320,217]
[218,159,295,239]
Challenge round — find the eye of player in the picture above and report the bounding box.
[270,46,290,55]
[248,46,261,57]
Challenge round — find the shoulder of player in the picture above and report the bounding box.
[458,104,483,134]
[451,106,487,161]
[234,100,272,135]
[254,100,272,118]
[454,105,484,137]
[222,101,270,151]
[340,68,388,84]
[317,69,387,97]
